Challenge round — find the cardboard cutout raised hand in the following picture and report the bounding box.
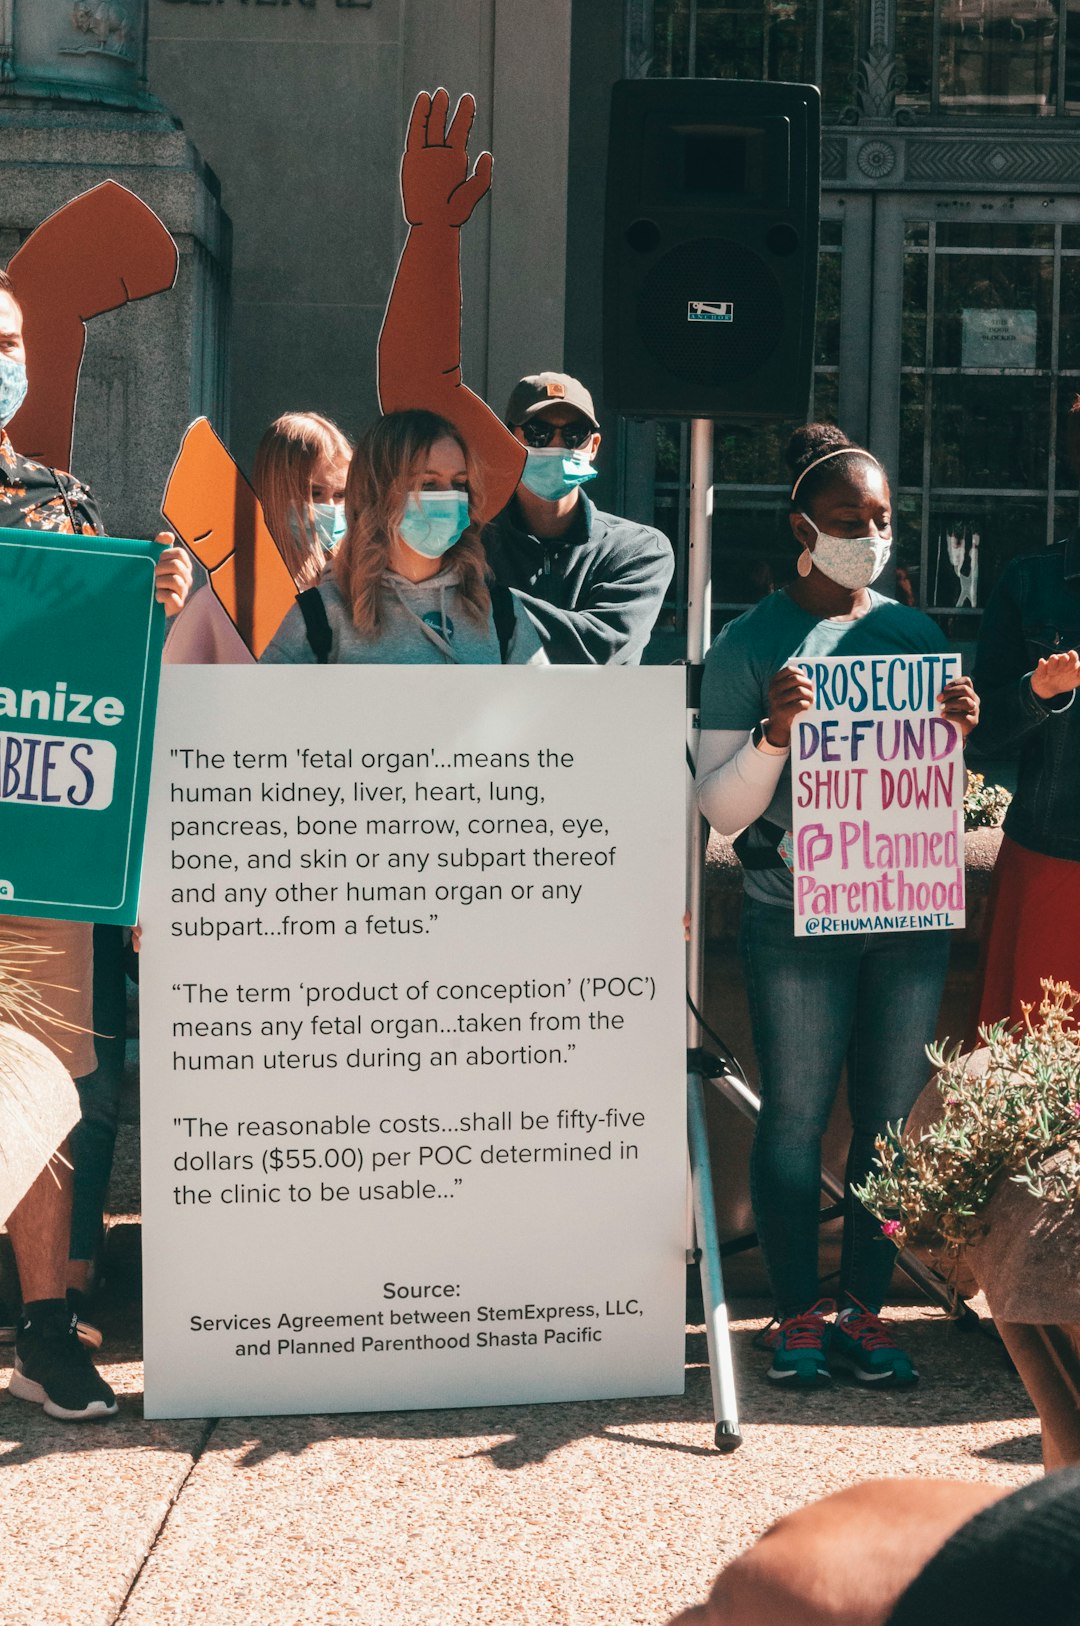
[162,417,296,661]
[7,180,179,470]
[379,89,525,522]
[162,88,518,664]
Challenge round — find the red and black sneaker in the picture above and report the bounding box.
[755,1298,835,1388]
[830,1296,919,1387]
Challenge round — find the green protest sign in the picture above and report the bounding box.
[0,527,165,925]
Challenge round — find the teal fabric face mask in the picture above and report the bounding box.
[399,490,470,558]
[521,447,597,502]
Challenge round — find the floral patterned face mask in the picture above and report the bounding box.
[0,354,28,428]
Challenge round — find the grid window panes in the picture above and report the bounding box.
[649,0,860,118]
[898,0,1071,116]
[900,219,1079,641]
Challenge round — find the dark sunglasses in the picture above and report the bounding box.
[520,417,594,450]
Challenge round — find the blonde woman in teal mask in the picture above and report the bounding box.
[166,411,353,665]
[261,409,546,665]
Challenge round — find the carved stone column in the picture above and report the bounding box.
[843,0,910,127]
[0,0,230,540]
[7,0,150,106]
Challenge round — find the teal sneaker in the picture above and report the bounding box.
[758,1298,835,1388]
[830,1298,919,1387]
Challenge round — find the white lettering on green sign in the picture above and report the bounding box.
[0,683,125,727]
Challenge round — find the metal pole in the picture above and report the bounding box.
[686,417,714,1041]
[686,417,741,1449]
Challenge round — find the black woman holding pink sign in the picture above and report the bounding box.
[695,424,979,1393]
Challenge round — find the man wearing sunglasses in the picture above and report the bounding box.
[377,96,671,663]
[482,372,674,664]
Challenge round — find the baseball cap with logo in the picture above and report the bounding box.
[505,372,599,431]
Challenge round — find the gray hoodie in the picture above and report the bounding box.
[260,568,547,666]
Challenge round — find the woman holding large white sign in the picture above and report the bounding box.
[695,424,979,1393]
[260,411,545,667]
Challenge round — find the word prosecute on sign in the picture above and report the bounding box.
[791,652,966,938]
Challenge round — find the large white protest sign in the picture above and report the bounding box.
[792,652,965,939]
[140,666,686,1419]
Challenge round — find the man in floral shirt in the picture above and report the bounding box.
[0,267,190,1420]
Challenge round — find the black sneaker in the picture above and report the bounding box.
[66,1288,103,1351]
[0,1300,18,1344]
[8,1301,117,1420]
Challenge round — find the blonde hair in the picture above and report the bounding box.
[334,410,489,636]
[252,412,353,591]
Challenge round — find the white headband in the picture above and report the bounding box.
[790,446,883,502]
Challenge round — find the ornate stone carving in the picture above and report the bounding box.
[822,136,847,181]
[0,0,14,82]
[840,42,915,126]
[857,137,897,178]
[907,139,1080,185]
[62,2,135,65]
[2,0,147,102]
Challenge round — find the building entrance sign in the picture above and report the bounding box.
[0,527,165,924]
[139,664,686,1419]
[791,653,966,938]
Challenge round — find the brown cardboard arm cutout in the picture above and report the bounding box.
[162,417,297,662]
[7,180,179,471]
[378,90,525,522]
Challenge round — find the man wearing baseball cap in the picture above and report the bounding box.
[483,371,674,664]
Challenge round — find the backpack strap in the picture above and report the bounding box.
[489,582,517,665]
[296,587,333,664]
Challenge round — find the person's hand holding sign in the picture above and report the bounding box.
[937,674,980,738]
[152,531,192,617]
[1031,648,1080,702]
[402,88,493,228]
[764,664,815,748]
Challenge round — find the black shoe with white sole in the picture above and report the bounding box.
[66,1288,103,1351]
[9,1299,117,1420]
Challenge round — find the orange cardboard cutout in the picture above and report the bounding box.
[162,89,519,663]
[378,89,525,522]
[162,417,296,661]
[7,180,179,470]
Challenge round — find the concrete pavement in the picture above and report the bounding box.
[0,1286,1040,1626]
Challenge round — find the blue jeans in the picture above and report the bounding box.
[739,895,950,1317]
[69,925,127,1264]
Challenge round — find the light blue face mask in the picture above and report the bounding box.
[521,447,597,503]
[0,354,28,428]
[398,490,471,559]
[289,502,347,553]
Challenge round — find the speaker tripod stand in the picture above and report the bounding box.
[683,419,974,1452]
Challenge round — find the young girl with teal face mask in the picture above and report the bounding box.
[260,409,546,665]
[166,410,353,666]
[255,411,353,585]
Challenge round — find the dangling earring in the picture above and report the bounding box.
[797,547,814,578]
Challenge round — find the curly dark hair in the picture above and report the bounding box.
[786,422,884,512]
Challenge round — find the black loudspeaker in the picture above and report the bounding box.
[603,79,821,421]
